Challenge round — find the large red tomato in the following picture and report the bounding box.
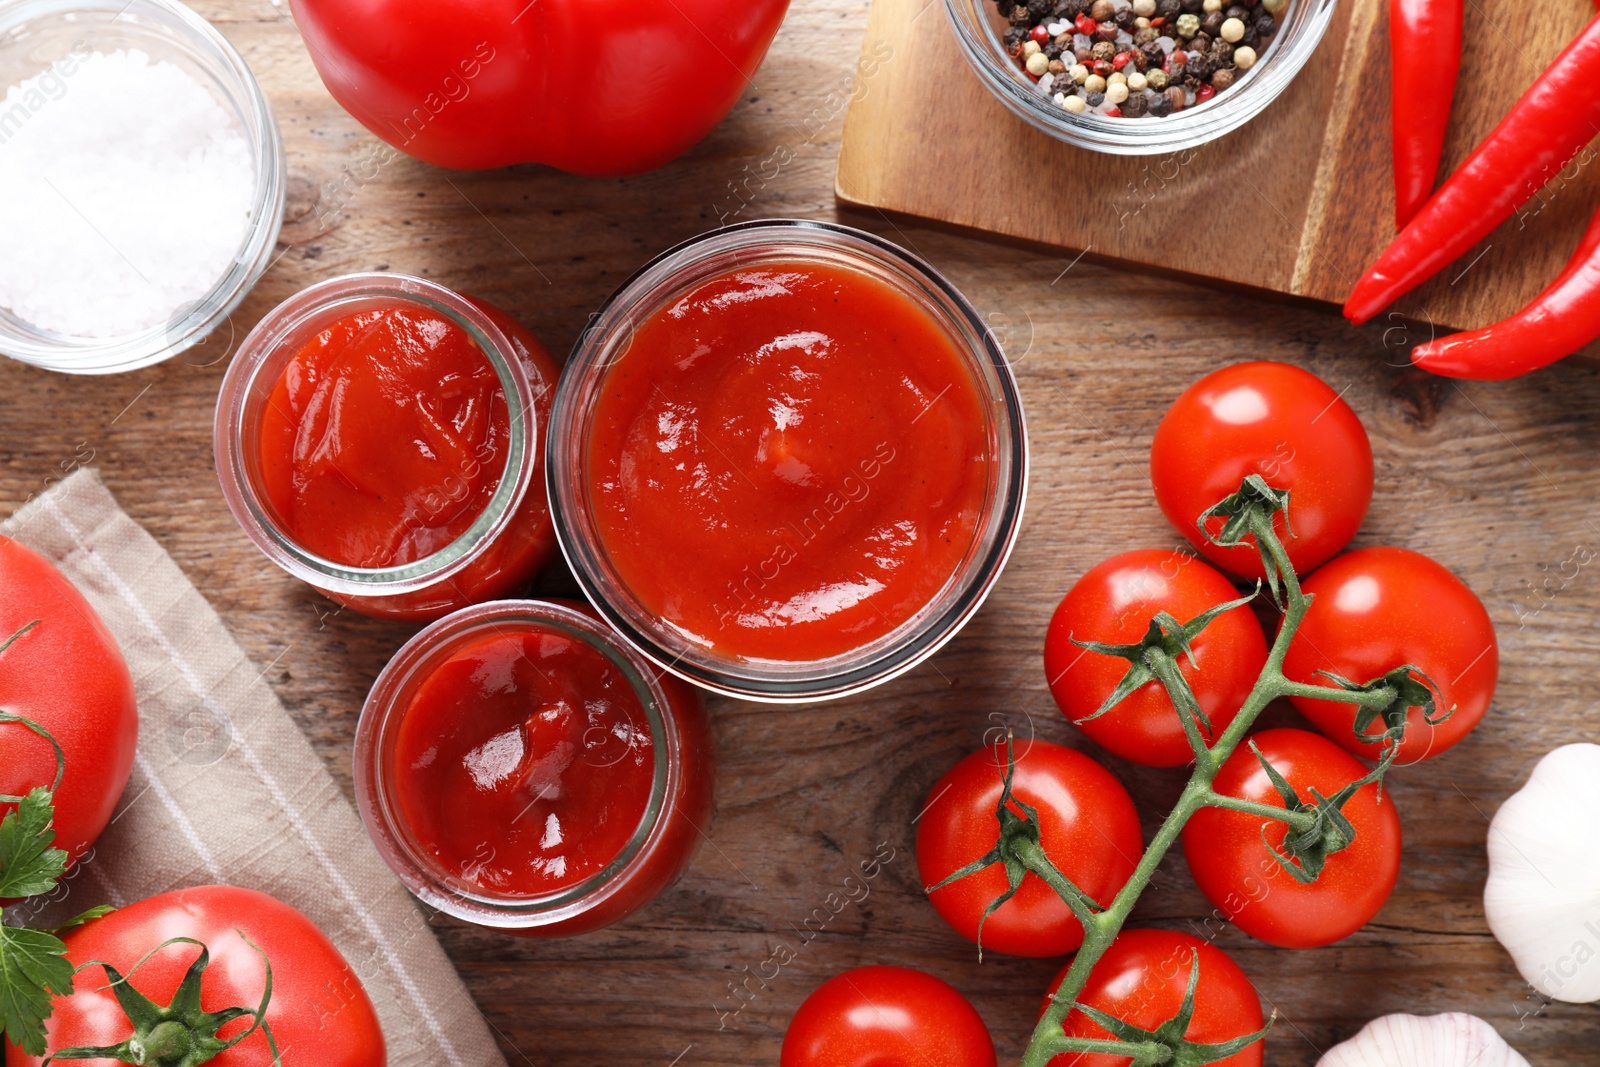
[6,886,384,1067]
[1045,549,1267,767]
[782,966,995,1067]
[1182,729,1401,949]
[0,536,137,869]
[1042,929,1265,1067]
[1284,546,1496,763]
[918,740,1141,958]
[1150,362,1373,582]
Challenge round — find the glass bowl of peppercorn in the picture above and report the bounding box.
[946,0,1335,153]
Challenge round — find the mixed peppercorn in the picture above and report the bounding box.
[1002,0,1286,117]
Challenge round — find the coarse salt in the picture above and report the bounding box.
[0,48,255,338]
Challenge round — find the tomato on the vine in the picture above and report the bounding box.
[1182,729,1401,948]
[918,740,1141,958]
[1284,546,1496,763]
[1150,362,1373,582]
[6,885,384,1067]
[781,966,995,1067]
[1045,549,1268,767]
[0,536,137,869]
[1042,929,1264,1067]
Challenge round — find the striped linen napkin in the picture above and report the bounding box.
[2,467,507,1067]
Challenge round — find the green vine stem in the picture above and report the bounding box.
[991,477,1418,1067]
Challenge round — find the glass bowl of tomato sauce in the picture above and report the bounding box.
[548,219,1028,702]
[214,273,560,620]
[354,599,714,935]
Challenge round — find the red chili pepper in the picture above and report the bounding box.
[1344,14,1600,325]
[1411,200,1600,379]
[289,0,790,174]
[1389,0,1462,228]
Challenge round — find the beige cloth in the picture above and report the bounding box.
[2,468,507,1067]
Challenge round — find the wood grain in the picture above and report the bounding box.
[3,1,1600,1065]
[836,0,1600,338]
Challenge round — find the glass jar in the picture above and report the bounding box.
[547,219,1028,702]
[354,599,715,935]
[945,0,1337,155]
[214,272,557,620]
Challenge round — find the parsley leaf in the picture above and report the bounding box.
[0,924,72,1057]
[0,789,66,899]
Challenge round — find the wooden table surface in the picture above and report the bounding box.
[3,1,1599,1064]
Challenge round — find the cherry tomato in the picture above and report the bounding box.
[782,966,995,1067]
[7,886,384,1067]
[1182,729,1401,948]
[1041,929,1264,1067]
[918,740,1141,958]
[1284,546,1496,763]
[1045,549,1267,767]
[1150,362,1373,582]
[0,536,137,869]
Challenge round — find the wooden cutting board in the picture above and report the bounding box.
[837,0,1600,332]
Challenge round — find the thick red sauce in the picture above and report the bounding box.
[392,626,656,897]
[259,305,510,568]
[587,260,991,662]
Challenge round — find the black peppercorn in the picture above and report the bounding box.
[1224,4,1248,19]
[1165,85,1186,111]
[1089,0,1115,18]
[1201,10,1224,34]
[1210,65,1235,90]
[1123,90,1149,116]
[1254,11,1274,35]
[1086,90,1106,106]
[1004,25,1028,46]
[1179,0,1203,11]
[1210,39,1233,61]
[1009,4,1031,23]
[1190,31,1211,49]
[1148,92,1173,116]
[1075,46,1095,62]
[1187,52,1213,79]
[1114,8,1135,27]
[1091,39,1117,59]
[1134,26,1159,44]
[1241,24,1260,46]
[1130,47,1151,70]
[1157,0,1181,18]
[1044,40,1064,57]
[1140,40,1165,65]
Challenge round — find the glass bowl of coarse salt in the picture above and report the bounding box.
[0,0,284,373]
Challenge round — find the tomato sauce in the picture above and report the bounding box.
[258,305,511,568]
[587,259,992,662]
[391,625,656,898]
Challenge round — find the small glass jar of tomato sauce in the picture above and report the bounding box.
[354,599,714,935]
[214,273,559,620]
[549,220,1027,701]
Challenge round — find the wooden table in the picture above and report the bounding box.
[3,1,1598,1064]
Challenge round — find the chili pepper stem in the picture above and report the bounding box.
[1019,499,1327,1067]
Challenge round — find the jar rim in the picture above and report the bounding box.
[353,599,681,927]
[212,272,538,600]
[547,218,1029,703]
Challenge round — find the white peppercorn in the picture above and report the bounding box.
[1084,72,1107,92]
[1219,16,1244,41]
[1069,63,1090,82]
[1233,43,1256,68]
[1127,70,1148,90]
[1063,93,1088,111]
[1105,81,1130,104]
[1026,50,1051,74]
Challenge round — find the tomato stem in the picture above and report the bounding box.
[1017,481,1330,1067]
[1199,792,1317,833]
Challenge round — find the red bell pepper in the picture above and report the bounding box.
[289,0,791,176]
[1389,0,1461,228]
[1411,199,1600,379]
[1345,14,1600,325]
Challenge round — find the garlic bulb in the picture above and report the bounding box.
[1317,1013,1528,1067]
[1484,743,1600,1002]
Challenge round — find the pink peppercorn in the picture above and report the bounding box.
[1074,13,1097,35]
[1093,59,1113,75]
[1196,83,1216,102]
[1030,23,1051,43]
[1163,49,1187,73]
